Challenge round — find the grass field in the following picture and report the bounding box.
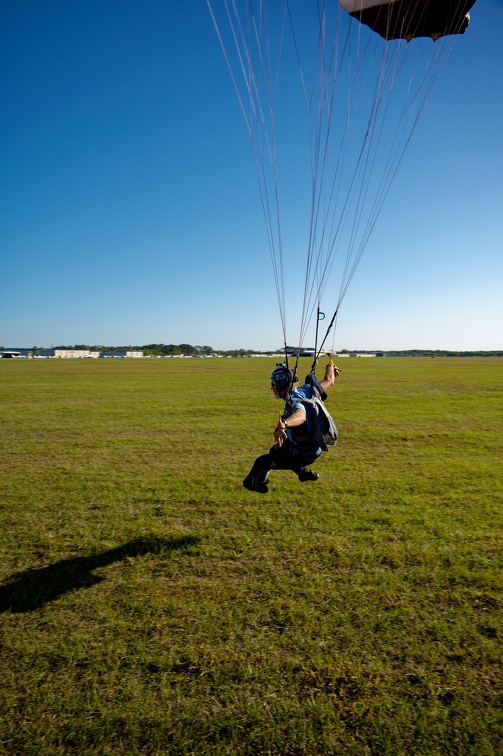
[1,356,502,755]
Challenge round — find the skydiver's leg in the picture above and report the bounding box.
[243,453,272,494]
[297,465,320,482]
[243,444,320,492]
[269,446,301,473]
[270,443,320,482]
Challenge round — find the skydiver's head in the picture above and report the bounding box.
[270,364,297,399]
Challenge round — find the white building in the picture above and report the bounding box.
[33,349,142,358]
[34,348,94,358]
[99,350,143,358]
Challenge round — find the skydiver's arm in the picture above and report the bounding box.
[284,408,307,427]
[273,407,306,447]
[319,362,341,393]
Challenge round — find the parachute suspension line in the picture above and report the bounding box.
[297,24,381,335]
[207,1,470,359]
[333,32,460,316]
[306,20,368,333]
[317,20,460,342]
[332,38,402,311]
[297,8,394,351]
[299,3,448,352]
[287,0,338,342]
[205,0,289,345]
[296,2,353,351]
[334,5,460,345]
[320,23,381,299]
[333,34,407,303]
[303,8,346,322]
[285,0,331,352]
[287,0,341,347]
[307,8,353,344]
[254,2,289,344]
[205,1,253,136]
[286,0,309,111]
[242,0,289,344]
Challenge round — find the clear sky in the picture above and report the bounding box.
[1,0,502,352]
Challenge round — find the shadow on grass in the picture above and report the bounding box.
[0,535,199,614]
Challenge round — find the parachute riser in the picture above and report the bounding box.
[309,306,326,375]
[283,342,299,398]
[312,306,339,371]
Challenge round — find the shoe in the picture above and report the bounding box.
[243,476,269,494]
[298,467,320,482]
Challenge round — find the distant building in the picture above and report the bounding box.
[99,350,143,358]
[1,350,28,358]
[34,348,97,358]
[335,352,385,358]
[32,349,142,358]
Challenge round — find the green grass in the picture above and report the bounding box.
[1,357,502,755]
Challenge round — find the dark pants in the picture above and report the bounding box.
[243,440,318,492]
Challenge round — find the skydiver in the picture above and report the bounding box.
[243,360,341,493]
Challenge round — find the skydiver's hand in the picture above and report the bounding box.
[320,361,341,392]
[327,356,342,379]
[274,424,287,447]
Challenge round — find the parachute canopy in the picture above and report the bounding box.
[339,0,476,41]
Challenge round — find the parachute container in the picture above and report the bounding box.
[339,0,476,41]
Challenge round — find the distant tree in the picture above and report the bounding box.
[177,343,194,355]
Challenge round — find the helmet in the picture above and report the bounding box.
[270,363,295,392]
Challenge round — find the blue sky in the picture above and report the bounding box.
[1,0,502,352]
